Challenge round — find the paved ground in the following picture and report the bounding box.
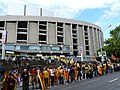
[1,72,120,90]
[50,72,120,90]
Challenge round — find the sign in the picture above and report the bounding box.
[6,51,14,54]
[79,47,83,54]
[98,51,106,57]
[2,31,7,44]
[36,54,42,57]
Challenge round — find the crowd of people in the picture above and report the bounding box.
[1,58,120,90]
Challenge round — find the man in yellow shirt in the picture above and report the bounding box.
[43,67,49,88]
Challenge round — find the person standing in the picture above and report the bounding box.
[59,67,64,85]
[6,71,16,90]
[77,65,82,81]
[50,67,54,86]
[31,68,37,89]
[0,61,3,76]
[43,67,49,88]
[37,68,46,90]
[74,66,78,81]
[69,66,74,83]
[82,65,86,80]
[54,67,58,85]
[85,65,90,79]
[1,71,8,90]
[64,66,69,84]
[93,64,98,77]
[21,69,29,90]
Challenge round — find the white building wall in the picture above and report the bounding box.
[26,5,40,16]
[7,4,25,15]
[41,8,54,17]
[64,24,71,46]
[28,21,38,43]
[48,22,56,44]
[7,4,54,17]
[6,21,17,43]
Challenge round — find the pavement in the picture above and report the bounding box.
[50,72,120,90]
[1,72,120,90]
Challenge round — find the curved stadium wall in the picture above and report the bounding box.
[0,16,103,58]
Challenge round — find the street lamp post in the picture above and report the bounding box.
[100,25,112,63]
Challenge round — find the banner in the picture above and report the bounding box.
[2,31,7,44]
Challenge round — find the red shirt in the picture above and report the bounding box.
[31,69,37,75]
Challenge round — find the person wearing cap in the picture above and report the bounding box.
[21,69,29,90]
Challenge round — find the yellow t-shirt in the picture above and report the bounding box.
[43,70,49,78]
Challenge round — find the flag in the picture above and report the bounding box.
[37,70,46,90]
[112,54,116,60]
[2,31,7,44]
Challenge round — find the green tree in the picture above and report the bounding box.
[104,25,120,58]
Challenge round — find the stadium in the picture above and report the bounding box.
[0,4,103,60]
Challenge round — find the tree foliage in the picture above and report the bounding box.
[104,25,120,58]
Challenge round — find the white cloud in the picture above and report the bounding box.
[0,2,7,15]
[0,0,120,40]
[94,0,120,39]
[0,0,119,18]
[103,2,120,20]
[95,0,120,25]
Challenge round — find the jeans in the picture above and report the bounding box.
[23,80,29,90]
[51,76,54,86]
[70,75,74,82]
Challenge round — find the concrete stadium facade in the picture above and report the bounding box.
[0,16,103,58]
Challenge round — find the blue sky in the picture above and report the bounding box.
[0,0,120,40]
[75,8,104,22]
[75,8,112,39]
